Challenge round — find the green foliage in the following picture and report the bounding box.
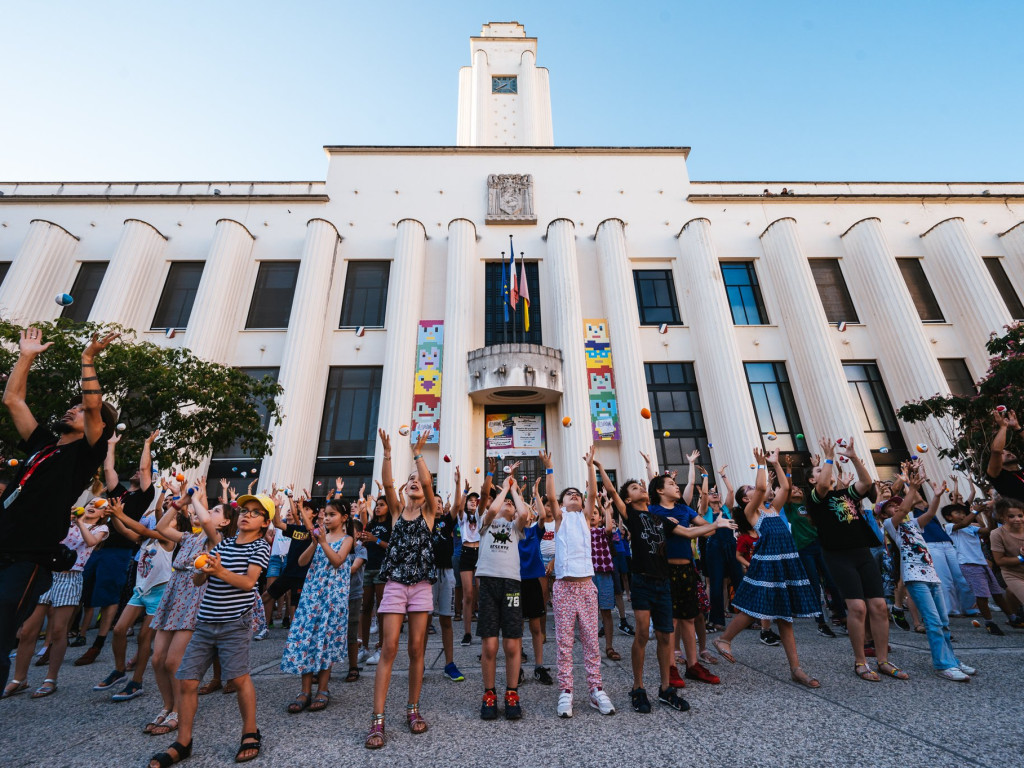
[0,319,283,473]
[896,322,1022,484]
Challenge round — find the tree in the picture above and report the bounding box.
[897,322,1022,485]
[0,319,283,474]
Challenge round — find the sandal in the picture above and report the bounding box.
[855,663,880,682]
[287,692,311,714]
[309,690,331,712]
[406,703,428,734]
[700,649,719,666]
[345,667,360,682]
[197,679,222,695]
[148,740,192,768]
[222,681,239,695]
[2,679,28,698]
[144,708,170,734]
[235,730,262,763]
[712,638,735,663]
[151,712,179,736]
[605,648,621,661]
[914,625,926,634]
[790,667,821,689]
[877,661,910,680]
[365,714,387,749]
[31,678,57,698]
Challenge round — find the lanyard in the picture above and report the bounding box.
[17,445,62,490]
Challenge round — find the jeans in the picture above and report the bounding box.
[0,560,53,686]
[703,532,741,626]
[797,539,846,620]
[905,580,959,670]
[927,541,977,615]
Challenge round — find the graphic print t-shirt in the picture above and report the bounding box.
[476,517,523,581]
[884,518,940,584]
[623,507,676,580]
[807,484,878,551]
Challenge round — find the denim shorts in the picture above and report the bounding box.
[176,610,254,682]
[267,555,286,579]
[127,583,168,616]
[630,573,673,633]
[592,572,614,610]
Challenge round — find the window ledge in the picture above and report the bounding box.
[239,327,288,332]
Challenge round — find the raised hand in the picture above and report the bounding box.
[583,446,595,466]
[378,429,392,455]
[686,449,700,464]
[413,429,430,455]
[718,464,728,477]
[145,429,160,444]
[540,450,553,469]
[107,432,122,446]
[836,436,857,460]
[640,451,652,465]
[766,448,780,464]
[753,447,767,466]
[818,437,835,460]
[18,327,53,357]
[83,330,120,360]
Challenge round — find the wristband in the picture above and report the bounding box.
[171,495,181,501]
[413,454,423,461]
[785,473,792,478]
[486,472,494,477]
[701,473,708,478]
[545,468,553,475]
[824,459,834,465]
[756,464,766,470]
[376,538,382,546]
[1018,554,1024,564]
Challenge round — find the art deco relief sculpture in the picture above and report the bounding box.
[486,174,536,223]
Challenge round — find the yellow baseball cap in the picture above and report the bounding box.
[236,494,275,521]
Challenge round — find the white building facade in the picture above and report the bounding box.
[2,22,1023,495]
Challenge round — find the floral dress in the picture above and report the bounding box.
[151,532,208,632]
[281,537,351,674]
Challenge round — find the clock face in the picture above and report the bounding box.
[492,76,518,94]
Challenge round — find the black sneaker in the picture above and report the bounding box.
[759,629,781,646]
[480,690,498,720]
[619,619,635,636]
[93,669,126,691]
[891,609,911,631]
[521,650,528,662]
[630,687,652,714]
[461,633,473,647]
[657,686,690,712]
[68,633,87,648]
[832,621,849,635]
[504,690,522,720]
[816,622,836,638]
[598,625,605,638]
[986,621,1005,636]
[534,666,554,685]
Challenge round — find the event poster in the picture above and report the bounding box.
[411,320,443,443]
[485,413,546,457]
[583,318,621,440]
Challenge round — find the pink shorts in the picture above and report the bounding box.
[378,580,434,614]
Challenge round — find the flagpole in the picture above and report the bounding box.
[509,235,517,345]
[501,251,507,344]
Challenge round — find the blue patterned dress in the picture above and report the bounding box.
[733,508,820,622]
[281,536,351,674]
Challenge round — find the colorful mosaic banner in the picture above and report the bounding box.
[583,318,620,440]
[411,320,443,443]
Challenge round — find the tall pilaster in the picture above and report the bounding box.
[0,220,79,323]
[676,219,762,477]
[519,49,539,145]
[998,220,1024,323]
[546,219,591,488]
[921,218,1012,376]
[759,218,875,471]
[258,219,340,487]
[594,219,658,482]
[374,219,427,486]
[437,219,477,498]
[90,219,168,330]
[186,219,255,363]
[841,218,952,478]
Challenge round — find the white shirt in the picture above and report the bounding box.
[944,523,986,566]
[554,510,594,579]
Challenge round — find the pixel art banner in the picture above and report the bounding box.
[411,320,443,443]
[583,318,621,440]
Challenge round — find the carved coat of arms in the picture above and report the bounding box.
[486,174,536,223]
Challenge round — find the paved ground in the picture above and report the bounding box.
[2,612,1023,768]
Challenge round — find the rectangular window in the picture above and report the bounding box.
[809,259,859,324]
[984,257,1024,321]
[896,258,944,322]
[484,261,543,345]
[317,366,383,459]
[0,262,10,287]
[61,262,108,322]
[744,362,808,454]
[246,262,300,329]
[492,76,517,94]
[339,261,390,328]
[151,262,205,330]
[939,358,977,397]
[644,363,709,474]
[211,367,280,461]
[633,270,682,325]
[843,362,907,463]
[720,262,768,325]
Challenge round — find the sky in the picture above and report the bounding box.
[1,1,1021,183]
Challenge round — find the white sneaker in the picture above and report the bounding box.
[935,667,970,682]
[253,628,268,641]
[589,687,616,715]
[958,663,977,676]
[357,648,369,664]
[366,649,381,665]
[557,690,573,718]
[370,618,379,636]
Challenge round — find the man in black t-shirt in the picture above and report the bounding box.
[987,408,1024,499]
[1,327,118,689]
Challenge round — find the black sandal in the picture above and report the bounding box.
[235,730,261,763]
[286,692,310,714]
[345,667,360,682]
[148,740,192,767]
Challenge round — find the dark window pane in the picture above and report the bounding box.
[842,362,908,465]
[340,261,390,328]
[897,259,944,322]
[212,367,280,459]
[61,262,108,322]
[633,270,681,325]
[484,261,543,345]
[246,262,299,329]
[984,257,1024,321]
[939,358,976,397]
[743,362,808,457]
[152,262,205,330]
[644,363,709,478]
[720,262,768,324]
[809,260,859,324]
[0,262,10,287]
[318,366,383,458]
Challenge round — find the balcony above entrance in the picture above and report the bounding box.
[468,344,563,404]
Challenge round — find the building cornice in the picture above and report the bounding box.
[324,145,691,158]
[0,181,328,205]
[689,193,1024,203]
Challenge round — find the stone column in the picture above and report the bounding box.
[519,49,538,145]
[594,219,659,482]
[437,219,477,498]
[472,49,489,146]
[258,219,340,487]
[1000,222,1024,303]
[89,219,168,331]
[841,218,952,478]
[546,219,592,488]
[676,219,762,478]
[374,219,427,486]
[921,218,1012,376]
[759,218,876,472]
[185,219,255,363]
[0,220,79,324]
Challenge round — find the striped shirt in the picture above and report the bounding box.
[196,535,270,623]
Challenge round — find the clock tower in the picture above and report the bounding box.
[456,22,554,147]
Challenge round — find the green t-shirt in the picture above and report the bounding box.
[784,502,819,551]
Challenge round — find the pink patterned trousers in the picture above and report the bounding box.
[552,578,602,693]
